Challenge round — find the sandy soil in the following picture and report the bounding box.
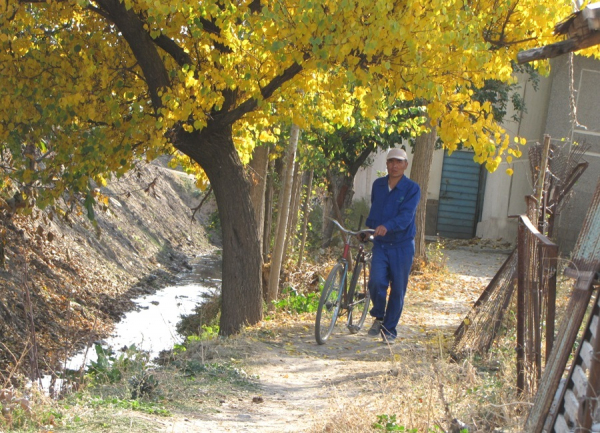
[150,244,513,433]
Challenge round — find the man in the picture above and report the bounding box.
[365,147,421,344]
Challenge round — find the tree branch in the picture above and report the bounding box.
[216,61,304,125]
[153,34,192,67]
[517,31,600,63]
[93,0,170,110]
[348,143,377,176]
[191,185,213,221]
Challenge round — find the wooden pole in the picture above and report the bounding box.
[517,32,600,64]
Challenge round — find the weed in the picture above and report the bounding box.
[89,396,171,416]
[88,345,124,384]
[178,360,250,382]
[197,324,220,340]
[86,343,160,401]
[129,373,159,399]
[372,414,416,432]
[426,238,447,271]
[271,286,320,314]
[0,386,63,431]
[88,344,150,384]
[173,326,220,356]
[177,291,221,337]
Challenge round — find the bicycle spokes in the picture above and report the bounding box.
[315,263,345,344]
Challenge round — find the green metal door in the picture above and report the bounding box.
[436,151,487,239]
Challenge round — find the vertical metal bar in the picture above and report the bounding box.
[517,218,526,394]
[533,242,542,386]
[534,135,551,228]
[526,225,537,392]
[546,245,558,362]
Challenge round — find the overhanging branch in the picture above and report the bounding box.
[517,31,600,63]
[153,34,192,67]
[216,61,304,125]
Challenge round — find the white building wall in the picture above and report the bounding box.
[428,150,444,200]
[543,56,600,251]
[354,150,386,203]
[476,71,553,241]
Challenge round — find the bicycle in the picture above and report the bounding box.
[315,219,374,345]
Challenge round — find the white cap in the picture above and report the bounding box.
[386,148,408,161]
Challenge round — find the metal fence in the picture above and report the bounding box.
[516,210,558,395]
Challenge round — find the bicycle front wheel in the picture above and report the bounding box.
[347,260,371,334]
[315,263,345,345]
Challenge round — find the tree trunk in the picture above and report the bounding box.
[282,162,302,266]
[267,124,300,307]
[410,124,437,262]
[265,155,285,259]
[262,159,275,261]
[249,144,270,255]
[322,171,355,247]
[176,125,263,335]
[297,170,314,268]
[93,0,304,337]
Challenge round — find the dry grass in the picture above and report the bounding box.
[302,340,529,433]
[2,241,583,432]
[268,242,533,432]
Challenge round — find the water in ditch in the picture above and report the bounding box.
[42,254,222,395]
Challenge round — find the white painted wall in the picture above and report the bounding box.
[354,150,387,203]
[475,71,553,241]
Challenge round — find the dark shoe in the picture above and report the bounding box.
[368,320,382,337]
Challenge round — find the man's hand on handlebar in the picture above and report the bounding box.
[356,231,374,242]
[374,225,387,237]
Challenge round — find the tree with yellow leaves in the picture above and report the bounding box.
[0,0,571,334]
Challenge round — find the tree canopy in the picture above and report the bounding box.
[0,0,581,333]
[1,0,574,200]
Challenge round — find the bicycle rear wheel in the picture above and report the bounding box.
[347,260,371,334]
[315,263,345,345]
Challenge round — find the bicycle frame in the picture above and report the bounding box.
[340,244,369,310]
[335,221,369,310]
[314,219,374,344]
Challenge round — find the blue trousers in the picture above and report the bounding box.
[368,241,415,338]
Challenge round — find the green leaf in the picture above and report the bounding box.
[84,192,95,220]
[270,40,285,52]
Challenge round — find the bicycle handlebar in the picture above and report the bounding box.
[328,218,375,242]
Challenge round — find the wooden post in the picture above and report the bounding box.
[517,219,526,394]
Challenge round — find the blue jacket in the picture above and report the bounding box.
[365,175,421,247]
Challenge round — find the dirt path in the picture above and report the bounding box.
[151,245,512,433]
